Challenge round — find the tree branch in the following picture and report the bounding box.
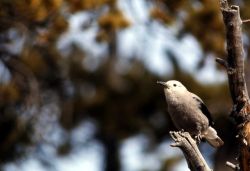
[169,131,212,171]
[216,57,228,69]
[219,0,250,170]
[226,161,240,171]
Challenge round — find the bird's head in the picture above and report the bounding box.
[157,80,187,96]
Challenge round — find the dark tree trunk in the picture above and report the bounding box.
[99,134,120,171]
[217,1,250,170]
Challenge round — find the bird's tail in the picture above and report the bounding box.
[203,127,224,148]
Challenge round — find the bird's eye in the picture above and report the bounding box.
[173,84,177,87]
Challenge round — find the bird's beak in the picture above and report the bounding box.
[157,81,168,88]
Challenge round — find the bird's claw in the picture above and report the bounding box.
[195,133,202,144]
[179,129,185,133]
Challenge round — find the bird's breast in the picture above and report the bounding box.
[167,98,209,135]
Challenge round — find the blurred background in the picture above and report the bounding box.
[1,0,250,170]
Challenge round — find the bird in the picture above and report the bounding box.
[157,80,224,148]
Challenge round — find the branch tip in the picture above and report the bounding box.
[226,161,240,171]
[231,5,239,11]
[170,143,180,147]
[220,0,229,9]
[215,58,228,69]
[242,19,250,23]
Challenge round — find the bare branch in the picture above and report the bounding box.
[220,0,229,9]
[169,131,212,171]
[226,161,240,171]
[242,19,250,23]
[216,57,228,69]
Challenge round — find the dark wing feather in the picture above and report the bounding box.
[192,95,214,126]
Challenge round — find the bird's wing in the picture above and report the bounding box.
[191,93,214,126]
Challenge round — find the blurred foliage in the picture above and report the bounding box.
[0,0,249,171]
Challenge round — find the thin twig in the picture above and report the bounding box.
[242,19,250,23]
[226,161,240,171]
[215,58,228,69]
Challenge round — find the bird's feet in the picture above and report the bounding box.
[195,132,203,144]
[179,129,185,133]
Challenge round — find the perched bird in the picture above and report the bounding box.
[157,80,224,148]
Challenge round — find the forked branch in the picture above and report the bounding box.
[170,131,212,171]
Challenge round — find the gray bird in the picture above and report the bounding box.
[158,80,224,148]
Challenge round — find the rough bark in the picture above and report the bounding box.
[216,0,250,170]
[170,131,212,171]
